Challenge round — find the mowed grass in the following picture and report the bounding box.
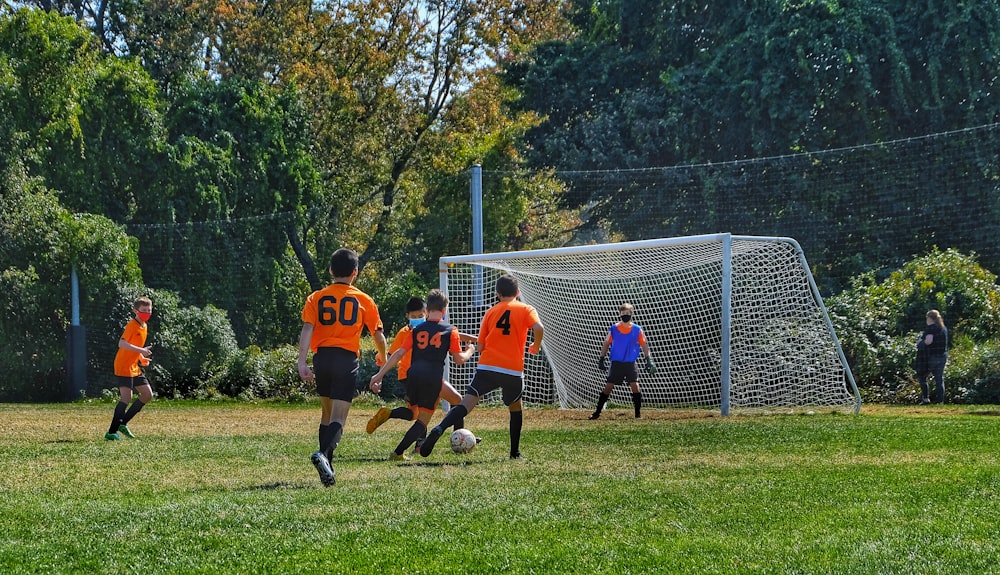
[2,401,1000,574]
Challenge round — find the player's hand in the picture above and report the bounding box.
[528,342,541,355]
[369,376,382,394]
[598,356,608,371]
[298,364,314,382]
[375,353,387,367]
[140,346,152,358]
[645,357,657,375]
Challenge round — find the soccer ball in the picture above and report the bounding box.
[450,428,477,454]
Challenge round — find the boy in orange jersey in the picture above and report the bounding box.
[365,296,473,449]
[105,296,154,440]
[420,274,544,460]
[368,289,476,460]
[297,248,387,486]
[589,302,655,420]
[365,296,466,433]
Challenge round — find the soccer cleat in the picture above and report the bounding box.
[588,412,600,420]
[510,452,524,460]
[475,436,483,444]
[310,451,336,487]
[104,433,120,441]
[366,407,391,434]
[389,452,410,461]
[419,426,444,457]
[117,424,136,438]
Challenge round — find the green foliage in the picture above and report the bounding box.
[829,248,1000,401]
[145,290,239,398]
[0,180,143,401]
[210,345,309,401]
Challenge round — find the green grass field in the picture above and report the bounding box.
[2,401,999,574]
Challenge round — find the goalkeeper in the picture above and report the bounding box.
[590,302,655,420]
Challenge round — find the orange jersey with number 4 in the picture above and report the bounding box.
[477,300,540,375]
[301,283,383,355]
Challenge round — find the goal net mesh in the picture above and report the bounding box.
[440,235,859,414]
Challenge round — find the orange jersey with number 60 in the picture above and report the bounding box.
[301,283,383,355]
[477,300,540,376]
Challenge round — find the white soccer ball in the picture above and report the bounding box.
[450,428,477,454]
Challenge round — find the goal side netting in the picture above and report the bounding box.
[440,234,861,415]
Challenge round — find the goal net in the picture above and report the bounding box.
[440,234,860,415]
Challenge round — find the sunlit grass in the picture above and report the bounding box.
[1,401,999,574]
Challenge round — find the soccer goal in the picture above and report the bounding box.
[439,233,861,415]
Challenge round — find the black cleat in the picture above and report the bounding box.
[419,426,444,457]
[310,451,336,487]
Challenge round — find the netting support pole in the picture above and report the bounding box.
[720,235,733,416]
[470,164,484,308]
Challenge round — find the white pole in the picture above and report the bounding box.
[720,234,732,416]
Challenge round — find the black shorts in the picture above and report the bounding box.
[116,373,150,389]
[313,347,359,402]
[406,376,441,413]
[606,361,638,385]
[468,369,522,406]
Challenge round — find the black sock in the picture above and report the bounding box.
[395,421,427,455]
[122,400,146,425]
[435,405,468,432]
[594,392,610,415]
[632,391,642,418]
[390,406,413,420]
[454,417,465,430]
[509,410,523,456]
[108,401,128,434]
[326,426,343,461]
[319,422,342,456]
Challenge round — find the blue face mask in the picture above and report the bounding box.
[408,318,424,328]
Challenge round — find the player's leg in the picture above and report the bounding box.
[503,376,525,459]
[439,380,464,428]
[393,384,436,459]
[629,380,642,418]
[589,375,617,420]
[421,374,488,457]
[106,381,133,439]
[310,348,356,486]
[119,376,152,438]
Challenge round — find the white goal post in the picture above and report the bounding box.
[439,233,861,415]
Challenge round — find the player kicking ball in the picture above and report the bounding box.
[419,275,544,460]
[368,290,475,460]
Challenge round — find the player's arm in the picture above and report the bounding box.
[370,347,406,392]
[372,327,388,366]
[527,321,544,354]
[458,331,478,343]
[451,330,476,365]
[297,322,315,381]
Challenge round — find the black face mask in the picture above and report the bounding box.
[620,314,632,323]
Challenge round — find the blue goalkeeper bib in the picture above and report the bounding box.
[608,324,643,362]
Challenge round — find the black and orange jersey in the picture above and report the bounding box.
[477,299,540,376]
[399,320,461,385]
[301,282,383,355]
[114,319,147,377]
[388,325,414,380]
